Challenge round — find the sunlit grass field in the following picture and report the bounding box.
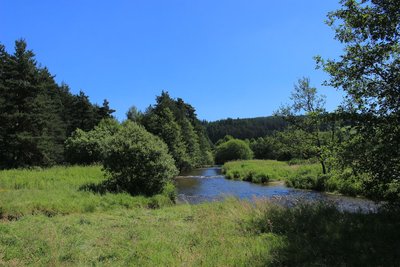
[0,166,278,266]
[1,166,399,266]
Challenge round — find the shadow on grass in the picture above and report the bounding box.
[79,179,122,195]
[250,202,400,266]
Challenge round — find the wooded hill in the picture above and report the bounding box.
[205,116,287,143]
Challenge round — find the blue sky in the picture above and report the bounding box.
[1,0,344,121]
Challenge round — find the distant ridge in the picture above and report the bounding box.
[204,116,287,143]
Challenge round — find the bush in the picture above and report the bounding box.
[102,121,178,196]
[286,165,325,191]
[325,169,363,196]
[215,139,253,164]
[65,119,120,164]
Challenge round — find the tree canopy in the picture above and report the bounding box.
[0,40,115,168]
[317,0,400,201]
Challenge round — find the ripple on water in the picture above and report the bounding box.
[175,167,380,213]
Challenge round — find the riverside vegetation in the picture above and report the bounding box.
[222,160,362,196]
[1,166,400,266]
[1,0,400,266]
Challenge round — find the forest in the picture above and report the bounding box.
[1,0,399,266]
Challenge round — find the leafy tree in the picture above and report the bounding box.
[316,0,400,201]
[215,135,234,147]
[215,138,253,164]
[250,136,277,160]
[276,77,331,174]
[102,121,178,195]
[65,118,120,164]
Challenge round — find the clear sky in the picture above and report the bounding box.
[1,0,344,121]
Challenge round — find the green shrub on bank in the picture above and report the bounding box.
[325,169,363,196]
[65,118,120,164]
[102,121,178,196]
[286,166,363,196]
[215,139,253,164]
[286,164,326,191]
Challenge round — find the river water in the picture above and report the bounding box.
[175,167,379,212]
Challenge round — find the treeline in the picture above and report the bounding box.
[133,91,214,170]
[205,116,287,143]
[0,40,114,168]
[0,39,212,175]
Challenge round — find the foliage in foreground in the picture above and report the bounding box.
[249,201,400,266]
[316,0,400,202]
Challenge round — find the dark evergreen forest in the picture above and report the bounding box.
[205,116,287,143]
[0,40,114,168]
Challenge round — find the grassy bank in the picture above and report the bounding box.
[1,166,399,266]
[222,160,364,196]
[222,160,321,184]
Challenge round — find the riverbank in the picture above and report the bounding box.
[1,166,399,266]
[222,160,363,197]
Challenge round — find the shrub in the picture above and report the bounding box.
[102,121,178,196]
[215,139,253,164]
[325,169,363,196]
[286,165,325,190]
[65,118,120,164]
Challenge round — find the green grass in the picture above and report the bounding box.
[0,166,162,219]
[0,166,278,266]
[222,160,363,196]
[1,166,398,266]
[222,160,320,184]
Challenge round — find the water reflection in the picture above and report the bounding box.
[175,167,379,213]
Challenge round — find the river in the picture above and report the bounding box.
[175,167,379,212]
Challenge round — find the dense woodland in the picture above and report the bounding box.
[0,40,114,168]
[205,116,287,143]
[0,40,213,181]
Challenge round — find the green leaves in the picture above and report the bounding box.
[102,121,178,196]
[215,138,253,165]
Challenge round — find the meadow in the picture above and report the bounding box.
[1,166,399,266]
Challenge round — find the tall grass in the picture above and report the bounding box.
[0,166,278,266]
[0,166,173,219]
[222,160,321,184]
[222,160,364,196]
[248,201,400,266]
